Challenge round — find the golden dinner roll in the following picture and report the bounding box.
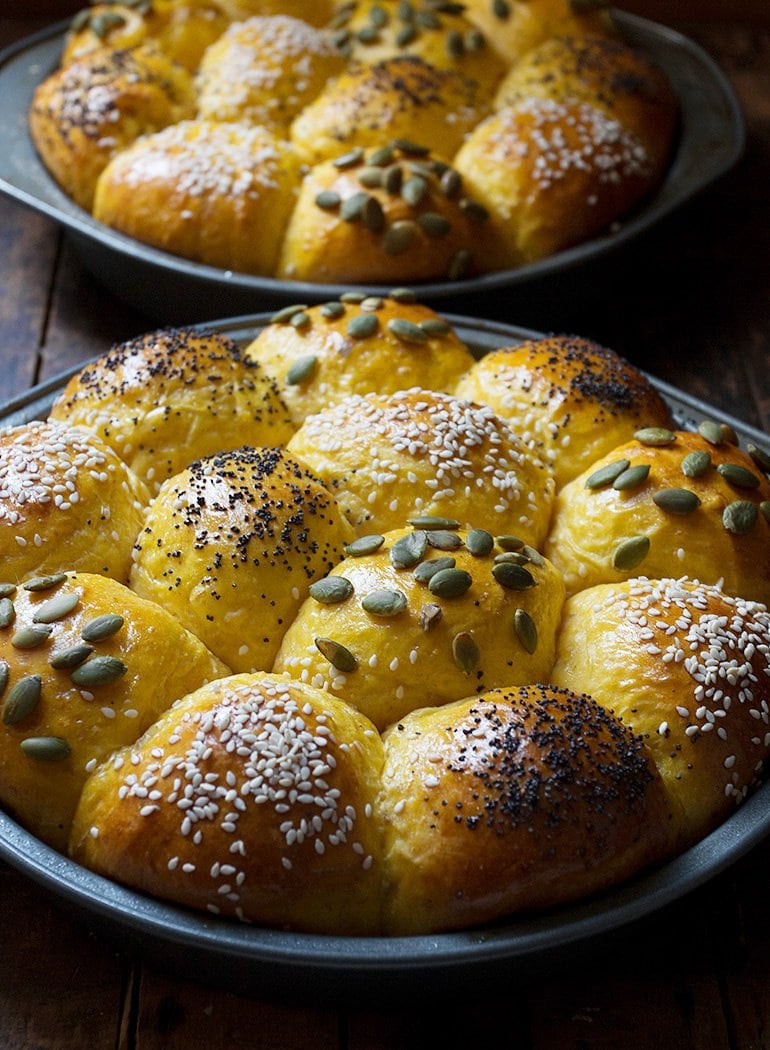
[273,526,565,730]
[196,15,346,131]
[244,296,475,424]
[70,673,384,933]
[454,334,674,489]
[379,684,674,934]
[218,0,336,23]
[0,572,227,851]
[129,446,354,672]
[92,120,301,275]
[454,94,667,269]
[0,420,150,585]
[552,578,770,847]
[288,55,490,166]
[28,44,195,211]
[461,0,613,65]
[545,429,770,602]
[50,327,295,495]
[286,388,555,539]
[276,144,493,283]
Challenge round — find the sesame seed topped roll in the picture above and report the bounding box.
[286,388,555,539]
[273,525,565,730]
[379,684,674,934]
[461,0,614,66]
[244,296,475,426]
[70,673,385,934]
[0,572,227,851]
[454,335,674,490]
[50,328,295,496]
[0,420,150,585]
[552,578,770,848]
[546,429,770,603]
[129,446,354,673]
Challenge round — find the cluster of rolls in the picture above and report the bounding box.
[2,295,770,936]
[28,0,678,283]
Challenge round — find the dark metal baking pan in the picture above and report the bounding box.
[0,12,746,325]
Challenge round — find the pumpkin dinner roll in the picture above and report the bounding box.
[276,142,493,283]
[545,428,770,603]
[92,120,302,275]
[273,525,565,730]
[0,419,150,585]
[0,572,227,851]
[129,447,354,673]
[244,296,475,425]
[70,673,385,934]
[286,388,555,539]
[217,0,336,23]
[288,55,490,166]
[453,334,674,490]
[379,684,674,934]
[28,43,195,211]
[50,327,295,496]
[195,15,347,131]
[552,578,770,848]
[461,0,614,66]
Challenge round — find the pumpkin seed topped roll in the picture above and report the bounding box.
[286,388,555,539]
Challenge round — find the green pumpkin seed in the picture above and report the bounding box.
[383,220,418,255]
[613,535,650,571]
[417,212,451,237]
[721,423,739,445]
[33,591,80,624]
[419,318,451,335]
[717,463,761,489]
[392,138,430,156]
[426,529,464,551]
[383,164,404,194]
[389,286,417,303]
[395,23,417,45]
[289,311,311,330]
[401,175,428,207]
[12,624,52,649]
[652,488,701,515]
[466,528,494,557]
[0,598,15,629]
[309,576,354,604]
[390,530,428,568]
[314,637,358,672]
[362,588,408,616]
[522,545,545,567]
[340,191,370,222]
[0,583,16,598]
[340,291,366,303]
[428,567,472,598]
[50,643,94,670]
[20,736,71,762]
[358,166,384,189]
[613,464,650,490]
[315,190,341,210]
[698,419,725,446]
[413,556,456,583]
[723,500,758,535]
[286,355,318,385]
[320,300,345,319]
[362,195,386,233]
[418,602,442,631]
[585,459,630,490]
[70,655,127,687]
[2,675,42,726]
[495,534,524,551]
[0,661,8,698]
[357,24,379,43]
[440,168,462,198]
[445,29,464,58]
[347,313,380,339]
[495,551,529,565]
[459,198,489,222]
[448,248,472,280]
[760,501,770,523]
[634,427,676,447]
[344,534,385,557]
[333,147,364,169]
[681,450,712,478]
[465,28,485,51]
[492,562,535,590]
[270,303,308,324]
[369,4,389,26]
[408,515,459,529]
[452,631,479,673]
[415,8,440,27]
[360,296,385,311]
[368,145,395,167]
[493,0,510,17]
[388,317,429,343]
[81,613,124,643]
[513,609,538,655]
[23,573,67,593]
[747,443,770,475]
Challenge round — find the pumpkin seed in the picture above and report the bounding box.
[413,556,456,583]
[402,175,428,207]
[2,675,42,726]
[0,583,16,598]
[340,191,370,222]
[383,164,404,194]
[717,463,761,489]
[70,655,127,686]
[314,637,358,672]
[0,598,15,629]
[0,661,8,698]
[315,190,341,210]
[286,355,318,385]
[32,591,80,624]
[12,624,52,649]
[465,28,485,51]
[493,0,510,17]
[347,313,380,339]
[333,147,364,169]
[440,168,462,198]
[466,528,494,557]
[452,631,479,673]
[368,145,395,167]
[20,736,71,762]
[681,450,712,478]
[357,166,384,189]
[340,291,366,303]
[416,8,440,27]
[389,287,416,303]
[23,573,67,593]
[428,567,472,598]
[369,4,389,26]
[395,23,417,45]
[698,420,725,446]
[495,534,524,551]
[50,643,94,670]
[344,534,385,557]
[417,212,451,237]
[270,303,308,324]
[357,24,379,42]
[419,318,451,335]
[513,609,538,655]
[448,249,471,280]
[81,613,124,642]
[392,138,430,156]
[309,576,354,604]
[289,311,311,330]
[362,195,386,233]
[320,300,345,319]
[522,545,545,567]
[495,552,529,565]
[652,488,701,515]
[409,515,459,529]
[459,198,489,222]
[383,220,417,255]
[390,530,427,568]
[360,296,384,311]
[613,535,650,571]
[388,317,429,343]
[747,443,770,475]
[492,562,535,590]
[362,588,408,616]
[585,459,630,489]
[426,529,463,551]
[446,29,464,57]
[634,427,676,447]
[418,602,442,631]
[760,501,770,523]
[613,464,650,490]
[723,500,758,535]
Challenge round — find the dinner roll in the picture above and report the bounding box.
[129,446,354,672]
[276,143,493,283]
[92,120,301,275]
[0,420,150,585]
[70,673,384,933]
[454,334,674,489]
[286,388,555,539]
[273,526,565,730]
[0,571,226,851]
[29,44,195,210]
[461,0,613,65]
[545,429,770,602]
[380,684,674,934]
[289,55,490,166]
[49,327,295,495]
[552,577,770,847]
[217,0,336,23]
[196,15,346,131]
[244,296,475,424]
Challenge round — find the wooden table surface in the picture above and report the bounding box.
[1,3,770,1047]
